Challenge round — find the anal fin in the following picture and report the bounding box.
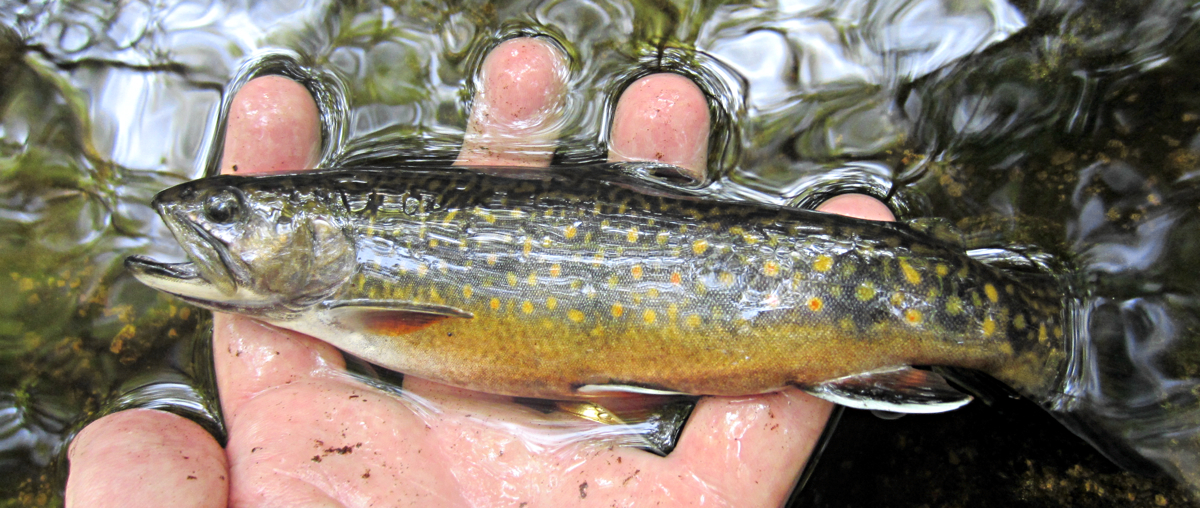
[575,384,688,397]
[802,367,973,414]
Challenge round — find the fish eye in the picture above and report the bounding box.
[203,188,242,224]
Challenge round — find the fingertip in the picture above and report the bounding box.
[221,75,322,175]
[457,37,568,167]
[816,193,895,222]
[608,73,710,181]
[67,409,228,508]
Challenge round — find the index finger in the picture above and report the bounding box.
[212,75,347,422]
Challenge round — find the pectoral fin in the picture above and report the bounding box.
[321,299,473,335]
[802,367,973,414]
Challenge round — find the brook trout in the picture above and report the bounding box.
[126,165,1072,413]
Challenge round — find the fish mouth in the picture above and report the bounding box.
[127,203,239,302]
[125,256,266,313]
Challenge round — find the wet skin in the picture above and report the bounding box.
[66,38,895,507]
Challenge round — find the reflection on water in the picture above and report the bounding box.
[3,0,1200,505]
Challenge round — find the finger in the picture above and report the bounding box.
[816,193,896,221]
[220,75,322,175]
[608,73,710,180]
[455,37,568,167]
[65,409,228,508]
[214,76,344,423]
[607,72,831,504]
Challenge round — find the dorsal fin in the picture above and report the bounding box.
[904,217,967,248]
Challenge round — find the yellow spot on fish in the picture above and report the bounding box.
[999,341,1014,355]
[936,264,949,277]
[487,254,498,266]
[946,296,963,316]
[647,287,659,298]
[763,260,780,277]
[719,272,735,287]
[856,283,877,301]
[565,225,578,239]
[571,280,582,290]
[807,297,824,312]
[490,298,501,311]
[627,228,639,243]
[985,284,999,303]
[547,297,558,310]
[1013,313,1027,330]
[429,239,439,248]
[523,238,533,255]
[568,309,585,323]
[686,314,702,328]
[522,301,534,314]
[418,264,430,277]
[1054,326,1063,338]
[607,303,623,318]
[839,317,855,331]
[813,255,833,273]
[507,273,518,286]
[462,285,473,299]
[904,308,923,324]
[608,275,619,288]
[1005,284,1014,295]
[656,231,670,245]
[982,316,997,336]
[643,309,657,325]
[891,292,906,307]
[550,264,562,277]
[900,259,921,285]
[1038,323,1049,343]
[527,272,538,286]
[631,265,644,280]
[693,239,709,255]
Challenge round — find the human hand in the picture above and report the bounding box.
[66,37,894,507]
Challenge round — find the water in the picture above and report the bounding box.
[2,0,1200,505]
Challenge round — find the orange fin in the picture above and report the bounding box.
[321,299,473,336]
[802,367,972,414]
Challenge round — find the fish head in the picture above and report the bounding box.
[126,176,355,319]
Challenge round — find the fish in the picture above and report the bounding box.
[125,164,1074,414]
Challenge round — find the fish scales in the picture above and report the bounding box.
[129,167,1070,403]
